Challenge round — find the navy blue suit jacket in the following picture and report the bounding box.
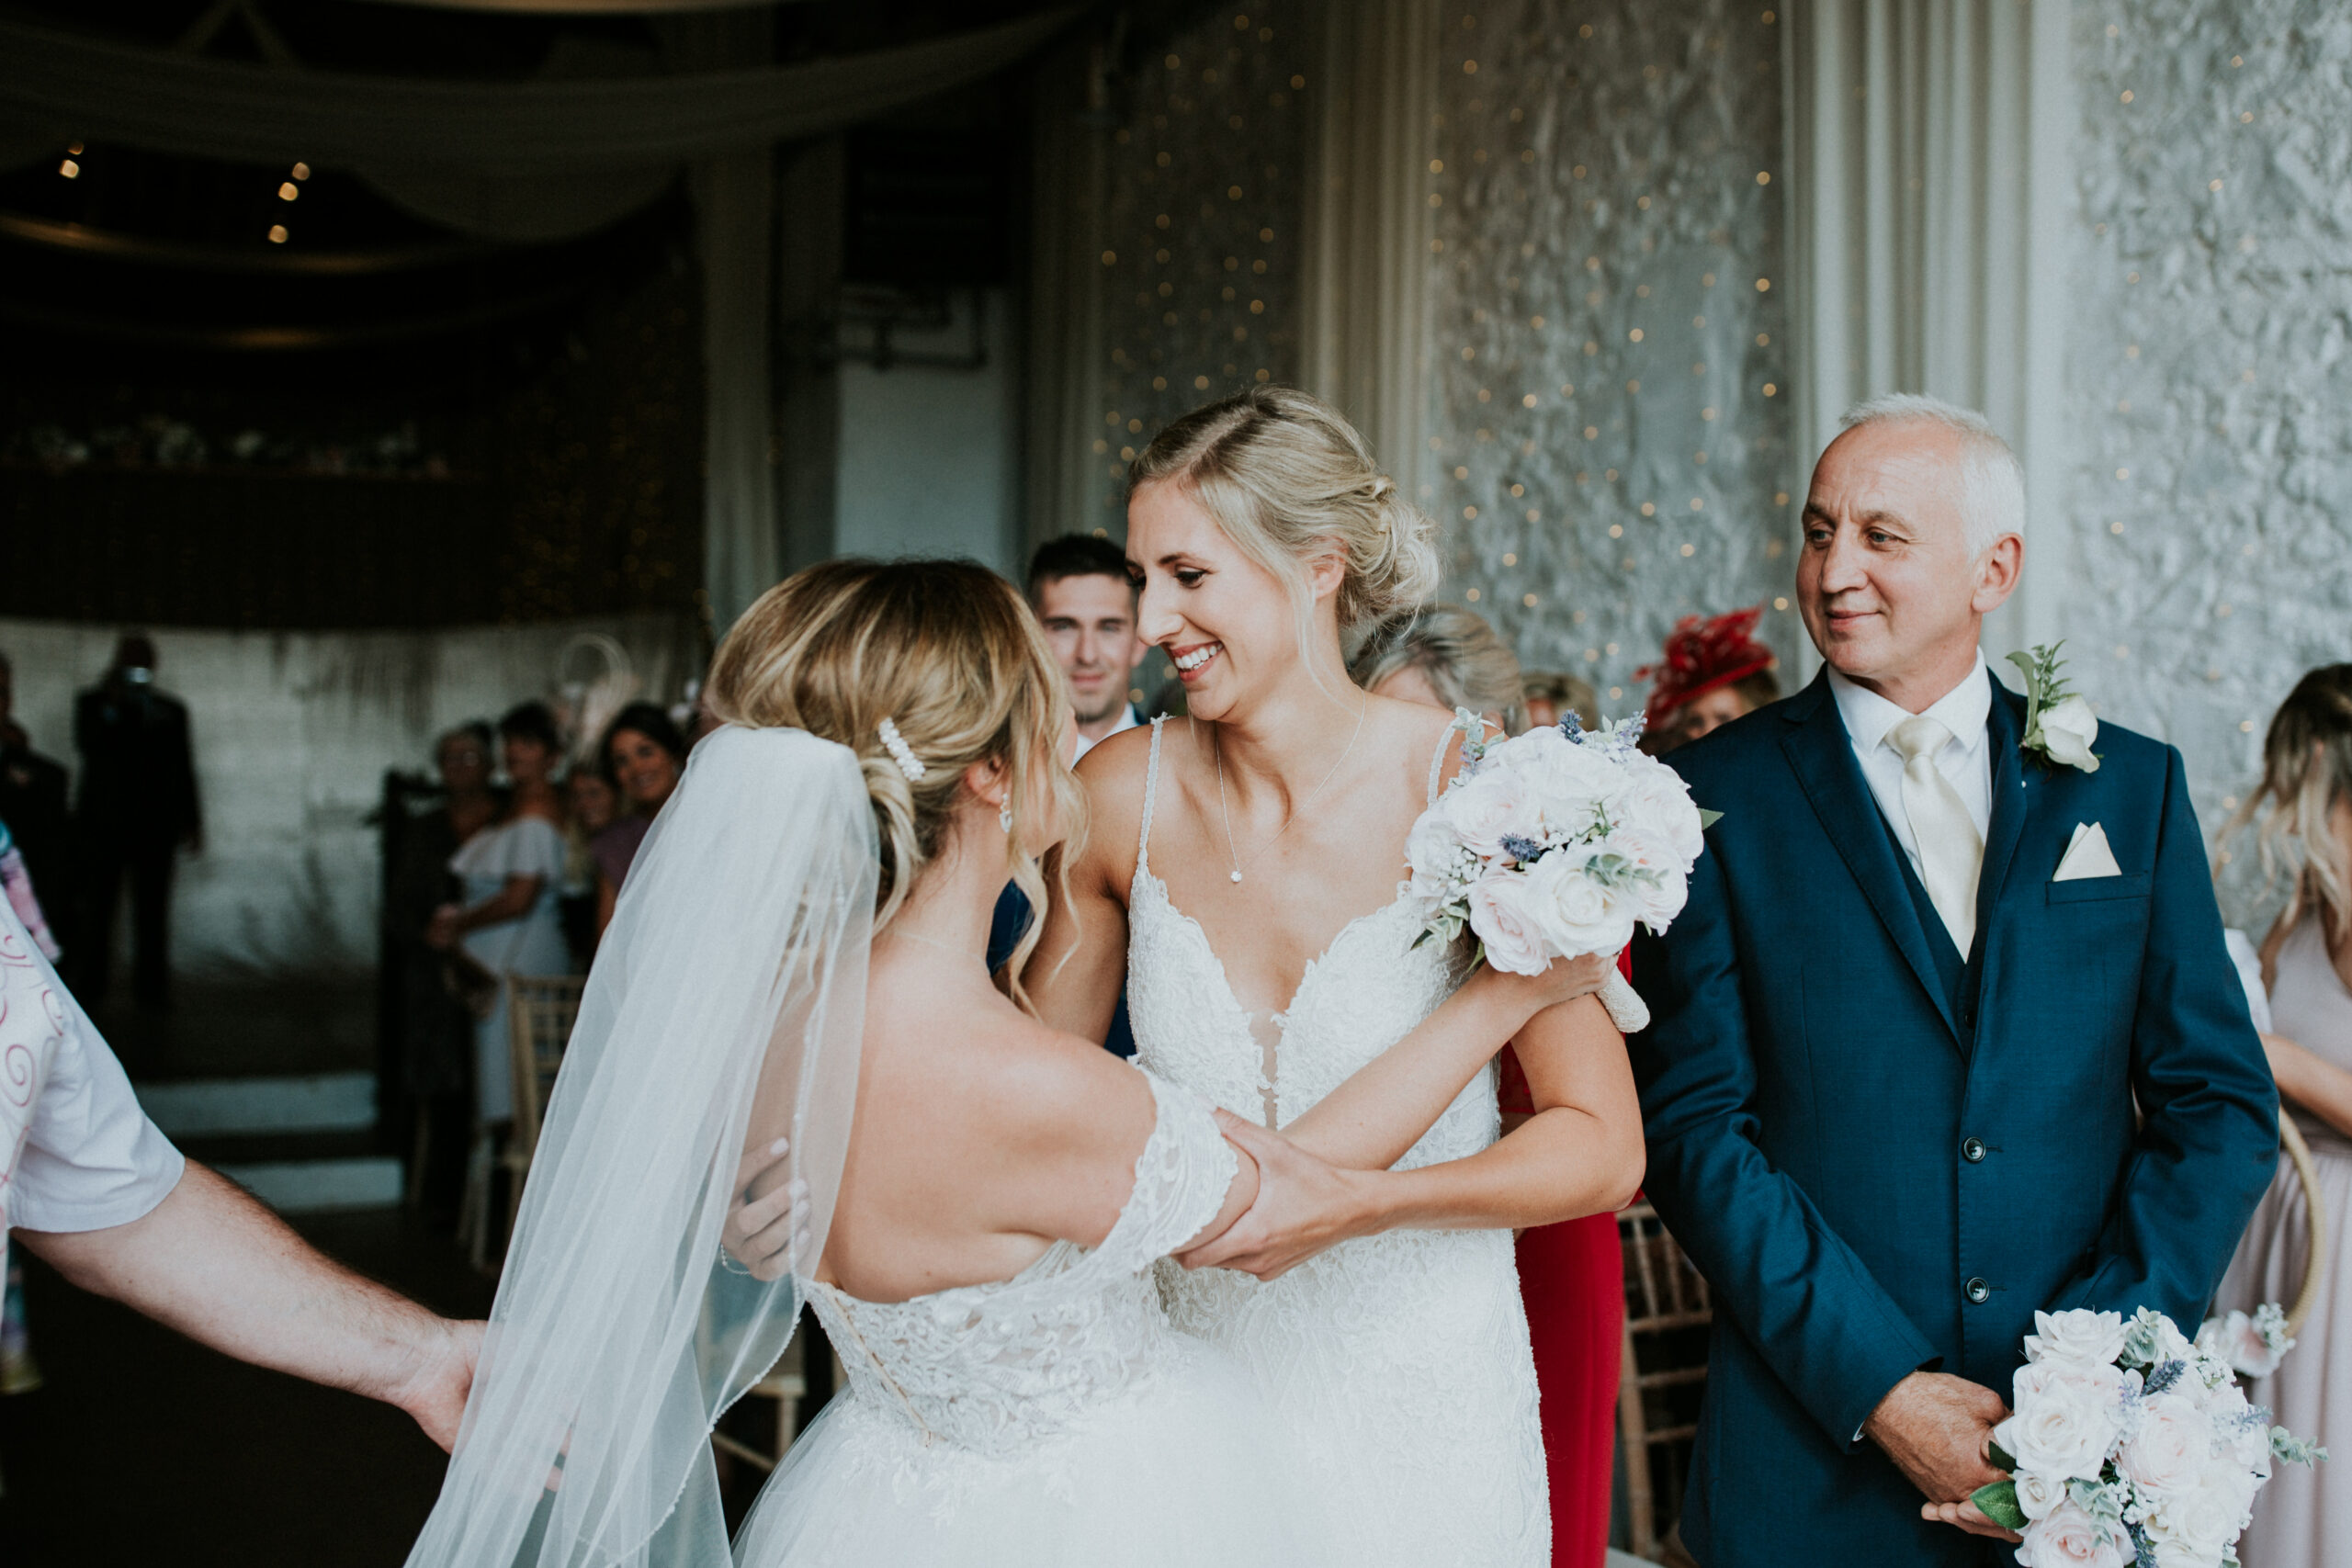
[1629,668,2277,1566]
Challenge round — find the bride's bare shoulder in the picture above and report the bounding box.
[1362,693,1468,796]
[933,1000,1157,1156]
[1068,719,1167,874]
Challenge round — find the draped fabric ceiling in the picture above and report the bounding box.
[0,8,1078,241]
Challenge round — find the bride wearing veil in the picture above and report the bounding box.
[403,558,1594,1567]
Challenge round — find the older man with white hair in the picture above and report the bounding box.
[1630,395,2278,1565]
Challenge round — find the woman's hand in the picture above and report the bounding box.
[425,903,464,950]
[1175,1111,1377,1280]
[1465,949,1615,1029]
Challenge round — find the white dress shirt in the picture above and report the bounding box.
[1073,704,1141,761]
[1826,653,1995,890]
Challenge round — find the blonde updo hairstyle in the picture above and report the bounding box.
[1129,386,1441,660]
[704,558,1084,1011]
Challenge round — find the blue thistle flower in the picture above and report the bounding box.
[1499,834,1544,864]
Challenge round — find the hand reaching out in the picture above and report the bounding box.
[1174,1111,1375,1280]
[388,1315,486,1453]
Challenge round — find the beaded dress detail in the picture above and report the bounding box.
[732,1069,1337,1568]
[1124,716,1549,1568]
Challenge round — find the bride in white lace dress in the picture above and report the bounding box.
[407,559,1417,1568]
[1032,388,1648,1567]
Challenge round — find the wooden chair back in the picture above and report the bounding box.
[1617,1202,1713,1562]
[505,975,586,1163]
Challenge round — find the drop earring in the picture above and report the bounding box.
[999,801,1013,834]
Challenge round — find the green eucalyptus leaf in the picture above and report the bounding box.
[1697,807,1724,830]
[1987,1439,2018,1472]
[1970,1480,2027,1532]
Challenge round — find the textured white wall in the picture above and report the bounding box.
[1090,3,1313,535]
[1424,1,1797,719]
[2064,0,2352,922]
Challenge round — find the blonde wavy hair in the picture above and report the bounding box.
[1129,386,1441,652]
[703,558,1084,1012]
[2214,663,2352,941]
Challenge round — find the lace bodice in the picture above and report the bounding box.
[804,1070,1238,1457]
[1124,718,1487,1160]
[1120,717,1547,1568]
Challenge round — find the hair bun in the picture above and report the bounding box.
[1370,475,1396,502]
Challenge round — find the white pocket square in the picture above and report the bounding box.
[2053,821,2122,882]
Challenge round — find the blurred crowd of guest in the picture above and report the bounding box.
[379,694,696,1231]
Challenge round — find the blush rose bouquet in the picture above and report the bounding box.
[1405,707,1713,1033]
[1972,1307,2324,1568]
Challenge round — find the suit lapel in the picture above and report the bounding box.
[1974,676,2032,938]
[1779,673,1963,1049]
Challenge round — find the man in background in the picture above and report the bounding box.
[990,536,1148,1055]
[0,650,73,929]
[1028,534,1148,757]
[73,634,199,1009]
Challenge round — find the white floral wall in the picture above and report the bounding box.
[2063,0,2352,920]
[1425,0,1796,716]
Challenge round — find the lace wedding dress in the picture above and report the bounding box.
[731,1069,1338,1568]
[1125,717,1550,1568]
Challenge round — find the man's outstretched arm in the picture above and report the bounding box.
[15,1161,482,1450]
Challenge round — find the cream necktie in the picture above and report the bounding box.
[1888,715,1983,957]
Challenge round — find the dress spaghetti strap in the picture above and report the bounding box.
[1137,716,1169,878]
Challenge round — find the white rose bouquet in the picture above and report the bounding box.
[1973,1307,2324,1568]
[1405,708,1713,1034]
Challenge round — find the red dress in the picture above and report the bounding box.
[1497,949,1630,1568]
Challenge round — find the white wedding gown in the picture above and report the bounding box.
[1125,717,1551,1568]
[730,1069,1337,1568]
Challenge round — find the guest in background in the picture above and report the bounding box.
[590,702,688,940]
[1029,534,1149,755]
[2211,662,2352,1568]
[1521,669,1600,732]
[1636,605,1781,752]
[428,703,569,1128]
[385,723,497,1228]
[1348,603,1528,734]
[560,764,618,963]
[72,633,199,1008]
[987,536,1148,1056]
[0,650,73,921]
[1346,601,1623,1568]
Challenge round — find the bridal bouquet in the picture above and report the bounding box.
[1972,1307,2324,1568]
[1404,709,1710,1032]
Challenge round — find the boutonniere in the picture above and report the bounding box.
[2005,642,2100,773]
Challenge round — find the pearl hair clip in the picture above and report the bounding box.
[876,717,926,782]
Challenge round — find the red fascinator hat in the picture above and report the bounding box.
[1637,605,1776,716]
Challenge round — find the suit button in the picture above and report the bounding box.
[1962,1137,1986,1163]
[1965,1277,1991,1304]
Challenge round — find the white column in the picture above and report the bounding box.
[1296,0,1443,499]
[1782,0,2074,668]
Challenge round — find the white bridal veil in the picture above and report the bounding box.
[406,726,876,1567]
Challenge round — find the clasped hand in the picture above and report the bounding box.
[1175,1110,1370,1280]
[1864,1371,2020,1543]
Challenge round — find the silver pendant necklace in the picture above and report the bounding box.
[1212,700,1369,885]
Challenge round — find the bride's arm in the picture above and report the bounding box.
[1276,953,1612,1170]
[1020,746,1140,1043]
[1181,995,1642,1279]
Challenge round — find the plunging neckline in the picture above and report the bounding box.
[1136,863,1416,1035]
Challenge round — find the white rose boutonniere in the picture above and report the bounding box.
[2007,642,2101,773]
